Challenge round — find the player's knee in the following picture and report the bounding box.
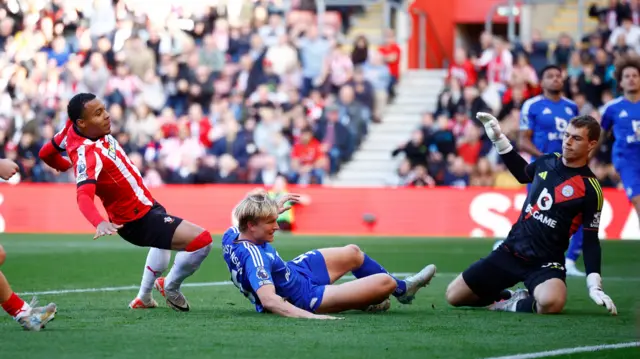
[534,284,566,314]
[344,244,364,267]
[377,273,397,294]
[536,295,565,314]
[0,245,5,266]
[185,230,213,252]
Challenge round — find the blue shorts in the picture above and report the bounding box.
[287,250,331,312]
[616,163,640,200]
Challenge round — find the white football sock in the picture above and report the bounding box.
[164,244,212,292]
[137,248,171,301]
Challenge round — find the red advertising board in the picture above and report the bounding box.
[0,184,637,239]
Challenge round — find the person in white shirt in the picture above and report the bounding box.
[607,16,640,54]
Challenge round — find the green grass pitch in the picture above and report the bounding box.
[0,234,638,359]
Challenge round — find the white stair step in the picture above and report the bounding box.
[391,98,438,107]
[331,69,447,187]
[367,122,417,133]
[385,105,433,115]
[341,160,397,172]
[360,140,403,151]
[335,170,390,182]
[364,132,410,144]
[353,150,394,161]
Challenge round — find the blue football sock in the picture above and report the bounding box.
[566,228,583,262]
[352,254,406,297]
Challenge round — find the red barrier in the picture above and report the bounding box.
[0,184,637,239]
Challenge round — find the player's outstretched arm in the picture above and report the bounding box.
[476,112,534,183]
[39,141,72,172]
[582,179,617,315]
[255,285,341,320]
[76,183,122,239]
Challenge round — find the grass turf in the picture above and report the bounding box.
[0,234,638,359]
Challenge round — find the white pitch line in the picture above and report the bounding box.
[483,341,640,359]
[17,273,412,296]
[16,272,640,296]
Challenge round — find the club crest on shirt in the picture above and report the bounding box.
[565,106,574,115]
[561,185,574,197]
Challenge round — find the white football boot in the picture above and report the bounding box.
[396,264,437,305]
[488,289,530,312]
[154,277,190,312]
[17,297,57,331]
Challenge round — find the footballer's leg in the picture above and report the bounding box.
[315,273,398,314]
[446,249,522,308]
[0,245,56,331]
[565,230,585,277]
[490,263,567,314]
[129,248,171,309]
[318,244,436,307]
[156,219,213,312]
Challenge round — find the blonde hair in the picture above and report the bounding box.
[232,189,279,231]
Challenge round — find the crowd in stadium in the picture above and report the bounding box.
[391,0,636,189]
[1,0,634,189]
[0,0,400,186]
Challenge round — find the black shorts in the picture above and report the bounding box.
[462,245,566,299]
[117,203,183,250]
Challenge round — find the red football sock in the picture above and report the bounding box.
[185,231,213,252]
[2,292,26,317]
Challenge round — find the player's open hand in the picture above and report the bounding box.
[475,112,504,142]
[94,221,123,240]
[276,193,302,214]
[0,158,19,180]
[589,287,618,315]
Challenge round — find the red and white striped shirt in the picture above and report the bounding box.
[66,126,154,224]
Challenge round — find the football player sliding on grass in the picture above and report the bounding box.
[445,112,617,315]
[222,189,437,318]
[0,158,57,331]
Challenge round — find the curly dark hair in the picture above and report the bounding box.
[67,93,96,124]
[614,55,640,85]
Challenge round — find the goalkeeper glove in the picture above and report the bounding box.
[475,112,513,154]
[587,273,618,315]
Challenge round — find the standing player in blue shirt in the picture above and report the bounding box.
[519,65,585,276]
[222,190,437,318]
[600,56,640,229]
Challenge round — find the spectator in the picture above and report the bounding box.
[289,126,325,185]
[378,29,401,99]
[351,35,369,66]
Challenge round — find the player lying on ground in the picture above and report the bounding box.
[0,159,57,331]
[445,112,617,315]
[222,190,437,319]
[39,93,214,312]
[600,55,640,229]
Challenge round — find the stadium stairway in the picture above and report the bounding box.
[343,0,385,48]
[541,0,607,41]
[330,69,447,187]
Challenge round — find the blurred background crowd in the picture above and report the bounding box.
[0,0,401,186]
[390,0,634,190]
[0,0,632,190]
